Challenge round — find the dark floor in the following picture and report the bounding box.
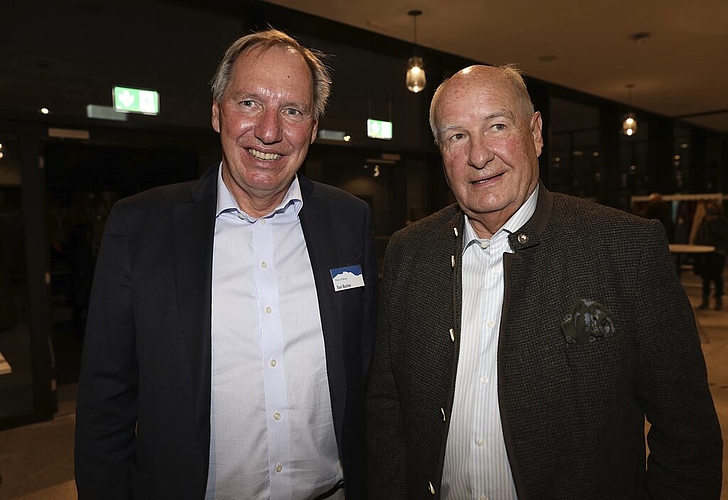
[0,383,76,500]
[1,273,728,499]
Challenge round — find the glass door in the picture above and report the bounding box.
[0,133,34,423]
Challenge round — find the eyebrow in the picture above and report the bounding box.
[227,90,312,112]
[437,110,512,136]
[437,124,464,136]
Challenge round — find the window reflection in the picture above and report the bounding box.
[549,98,602,200]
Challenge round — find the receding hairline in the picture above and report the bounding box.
[429,63,535,143]
[209,28,332,119]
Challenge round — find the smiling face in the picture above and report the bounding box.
[432,66,543,238]
[211,45,318,216]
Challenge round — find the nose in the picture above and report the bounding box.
[255,108,283,144]
[467,134,494,169]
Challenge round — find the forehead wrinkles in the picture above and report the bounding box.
[231,48,314,110]
[438,87,513,133]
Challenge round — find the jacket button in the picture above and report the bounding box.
[518,233,529,244]
[428,481,435,495]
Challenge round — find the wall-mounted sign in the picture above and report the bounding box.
[113,86,160,115]
[367,119,392,140]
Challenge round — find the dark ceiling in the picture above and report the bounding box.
[3,0,726,139]
[267,0,728,133]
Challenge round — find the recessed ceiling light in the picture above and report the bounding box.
[629,32,651,44]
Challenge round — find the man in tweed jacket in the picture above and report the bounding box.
[367,64,722,499]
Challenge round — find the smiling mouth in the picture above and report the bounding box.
[471,172,504,185]
[248,148,281,161]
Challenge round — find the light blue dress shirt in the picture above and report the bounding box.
[442,187,539,500]
[205,167,343,499]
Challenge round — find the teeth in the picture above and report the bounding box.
[248,149,280,161]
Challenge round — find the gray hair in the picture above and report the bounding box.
[429,63,535,144]
[210,28,332,120]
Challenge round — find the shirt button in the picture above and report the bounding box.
[265,306,272,314]
[273,411,281,421]
[480,376,489,385]
[260,219,267,225]
[477,437,484,446]
[486,320,494,328]
[261,261,267,269]
[480,496,488,500]
[275,463,282,473]
[270,358,277,367]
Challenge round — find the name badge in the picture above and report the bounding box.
[330,265,365,292]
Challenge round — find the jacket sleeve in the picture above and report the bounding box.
[636,222,723,498]
[74,202,137,500]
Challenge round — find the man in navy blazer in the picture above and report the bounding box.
[75,29,378,499]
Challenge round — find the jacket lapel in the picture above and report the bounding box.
[297,176,347,441]
[173,165,218,446]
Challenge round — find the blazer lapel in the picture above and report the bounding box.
[297,176,347,441]
[173,165,218,445]
[298,176,342,339]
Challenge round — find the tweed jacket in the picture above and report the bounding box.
[367,184,722,499]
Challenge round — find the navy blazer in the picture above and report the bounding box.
[75,165,378,499]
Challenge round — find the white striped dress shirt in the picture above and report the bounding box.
[206,168,343,499]
[442,187,538,500]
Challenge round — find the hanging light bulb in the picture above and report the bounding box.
[406,56,426,93]
[622,113,637,136]
[622,84,637,136]
[405,10,426,93]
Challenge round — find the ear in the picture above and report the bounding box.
[530,111,544,158]
[211,102,221,133]
[309,119,319,145]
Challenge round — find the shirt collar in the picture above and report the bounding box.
[215,163,304,221]
[462,185,540,253]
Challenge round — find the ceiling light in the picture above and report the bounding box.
[622,84,637,136]
[623,114,637,136]
[405,10,426,93]
[629,32,651,44]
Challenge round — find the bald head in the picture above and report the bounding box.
[429,64,534,145]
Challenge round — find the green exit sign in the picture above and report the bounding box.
[113,86,160,115]
[367,119,392,140]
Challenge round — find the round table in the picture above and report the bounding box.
[668,244,715,254]
[668,244,716,343]
[669,244,715,277]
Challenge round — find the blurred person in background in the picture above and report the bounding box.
[642,192,674,242]
[695,201,728,310]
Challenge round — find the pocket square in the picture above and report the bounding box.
[561,299,614,345]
